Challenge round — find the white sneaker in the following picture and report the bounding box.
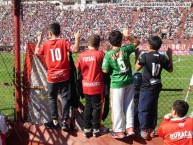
[83,128,92,137]
[93,129,100,137]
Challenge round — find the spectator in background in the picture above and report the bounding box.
[0,114,10,145]
[35,22,81,131]
[102,28,140,139]
[135,36,173,139]
[157,100,193,145]
[76,34,105,137]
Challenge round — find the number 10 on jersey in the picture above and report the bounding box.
[50,48,62,62]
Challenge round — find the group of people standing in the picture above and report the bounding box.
[34,22,192,145]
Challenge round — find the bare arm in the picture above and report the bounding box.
[72,30,81,53]
[135,63,143,71]
[35,32,42,54]
[123,28,140,47]
[102,69,109,73]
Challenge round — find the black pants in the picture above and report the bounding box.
[47,80,69,121]
[84,94,102,129]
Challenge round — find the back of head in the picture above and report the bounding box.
[89,34,100,48]
[48,22,61,36]
[148,35,162,51]
[173,100,189,118]
[108,30,123,47]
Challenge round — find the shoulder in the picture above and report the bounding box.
[78,50,87,56]
[43,40,51,45]
[53,38,70,44]
[140,51,148,55]
[104,50,112,56]
[185,117,193,123]
[139,51,148,59]
[58,38,69,43]
[157,52,168,61]
[121,44,135,49]
[98,49,105,55]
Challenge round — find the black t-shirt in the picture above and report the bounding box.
[138,51,172,90]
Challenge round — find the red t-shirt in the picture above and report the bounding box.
[157,115,193,145]
[76,49,105,95]
[38,38,73,82]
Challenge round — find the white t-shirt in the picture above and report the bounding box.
[0,115,9,145]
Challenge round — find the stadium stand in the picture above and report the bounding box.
[0,1,192,50]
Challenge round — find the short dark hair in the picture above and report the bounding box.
[173,100,189,117]
[148,36,162,50]
[89,34,100,48]
[108,30,123,47]
[48,22,61,36]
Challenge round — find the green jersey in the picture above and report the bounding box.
[102,44,135,88]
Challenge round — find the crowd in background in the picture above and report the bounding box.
[21,3,135,44]
[0,5,13,46]
[183,11,193,39]
[0,1,193,47]
[132,7,182,43]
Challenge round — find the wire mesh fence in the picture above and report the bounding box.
[0,1,15,120]
[0,48,15,120]
[0,1,192,129]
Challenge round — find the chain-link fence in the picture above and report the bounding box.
[0,2,15,120]
[0,1,193,129]
[0,46,15,120]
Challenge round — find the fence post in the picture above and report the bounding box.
[13,0,22,121]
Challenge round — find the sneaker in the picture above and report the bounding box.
[111,132,125,139]
[126,127,135,136]
[93,129,101,137]
[150,130,156,138]
[101,127,110,134]
[140,130,149,140]
[44,121,61,130]
[83,128,92,137]
[61,122,70,131]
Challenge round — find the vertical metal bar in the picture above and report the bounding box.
[13,0,22,121]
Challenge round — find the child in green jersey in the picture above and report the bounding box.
[102,28,140,138]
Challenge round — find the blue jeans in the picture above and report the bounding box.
[138,87,161,130]
[47,80,69,121]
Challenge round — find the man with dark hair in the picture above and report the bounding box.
[148,36,162,50]
[48,23,61,36]
[102,28,140,138]
[108,30,123,47]
[157,100,193,145]
[172,100,189,117]
[35,22,81,131]
[135,35,173,139]
[76,34,105,137]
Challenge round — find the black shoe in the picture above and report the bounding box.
[44,121,61,130]
[83,128,92,138]
[61,122,70,131]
